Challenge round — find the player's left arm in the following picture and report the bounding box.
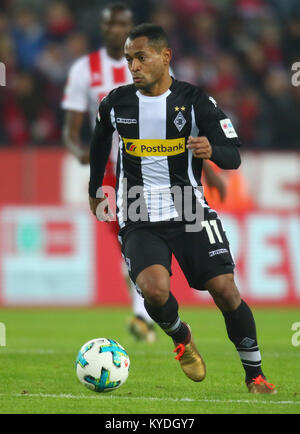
[188,92,241,170]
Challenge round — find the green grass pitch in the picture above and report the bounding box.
[0,307,299,414]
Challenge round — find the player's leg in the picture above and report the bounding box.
[173,207,276,394]
[121,228,188,343]
[136,263,206,382]
[136,264,190,344]
[120,226,205,381]
[168,211,276,391]
[204,273,276,394]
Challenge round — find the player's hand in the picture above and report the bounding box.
[187,136,212,159]
[89,195,114,222]
[78,150,90,165]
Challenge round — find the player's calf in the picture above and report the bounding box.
[204,274,275,390]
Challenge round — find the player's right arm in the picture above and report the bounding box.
[62,58,90,165]
[89,96,115,220]
[63,111,90,164]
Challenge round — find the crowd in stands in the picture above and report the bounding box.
[0,0,299,149]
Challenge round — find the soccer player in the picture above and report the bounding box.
[62,3,156,342]
[88,23,277,394]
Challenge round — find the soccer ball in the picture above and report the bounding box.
[75,338,130,393]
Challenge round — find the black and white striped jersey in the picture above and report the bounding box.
[89,79,241,230]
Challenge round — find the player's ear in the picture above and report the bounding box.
[162,47,172,65]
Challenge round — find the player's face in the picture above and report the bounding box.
[124,36,170,91]
[101,9,133,51]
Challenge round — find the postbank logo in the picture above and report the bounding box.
[122,137,185,157]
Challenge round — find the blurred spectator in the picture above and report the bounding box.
[64,32,89,66]
[240,41,269,90]
[36,42,68,85]
[36,32,90,88]
[169,0,215,17]
[0,0,299,149]
[1,71,60,146]
[208,53,241,95]
[237,88,262,146]
[11,8,46,70]
[282,15,300,67]
[260,22,283,66]
[45,2,75,43]
[189,11,219,58]
[175,56,210,86]
[235,0,270,20]
[150,6,185,62]
[260,69,300,149]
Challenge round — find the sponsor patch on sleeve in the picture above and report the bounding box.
[220,119,238,138]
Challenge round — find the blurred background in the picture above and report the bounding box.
[0,0,300,307]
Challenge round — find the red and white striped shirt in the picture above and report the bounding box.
[62,48,132,167]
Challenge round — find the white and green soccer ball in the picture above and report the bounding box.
[75,338,130,393]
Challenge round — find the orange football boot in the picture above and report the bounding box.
[247,375,277,394]
[173,324,206,382]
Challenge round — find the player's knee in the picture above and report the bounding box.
[136,265,170,306]
[140,280,169,306]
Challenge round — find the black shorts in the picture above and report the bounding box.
[119,210,235,291]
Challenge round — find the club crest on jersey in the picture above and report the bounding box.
[174,110,186,132]
[123,137,185,157]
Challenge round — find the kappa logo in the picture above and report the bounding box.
[117,117,137,124]
[125,142,137,153]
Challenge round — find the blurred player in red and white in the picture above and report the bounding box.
[62,3,156,342]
